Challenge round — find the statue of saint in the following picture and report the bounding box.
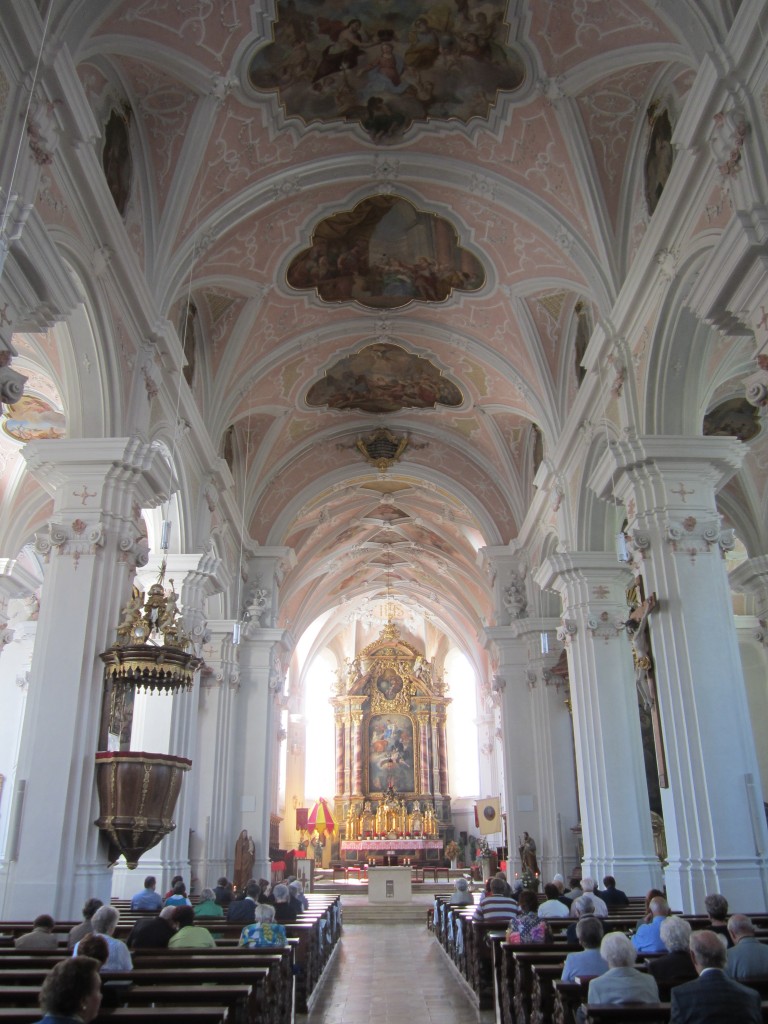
[234,829,256,891]
[519,831,539,875]
[409,800,423,834]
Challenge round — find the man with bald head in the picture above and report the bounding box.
[726,914,768,979]
[669,929,760,1023]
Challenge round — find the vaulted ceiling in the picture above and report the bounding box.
[7,1,748,645]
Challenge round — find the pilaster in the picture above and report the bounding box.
[191,621,241,889]
[591,435,768,911]
[527,621,580,881]
[233,628,292,879]
[483,625,540,867]
[535,554,661,894]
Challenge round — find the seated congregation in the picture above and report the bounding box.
[432,870,768,1024]
[1,871,340,1024]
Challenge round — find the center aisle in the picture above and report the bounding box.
[304,920,496,1023]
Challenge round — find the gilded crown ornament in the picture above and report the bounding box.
[100,561,201,693]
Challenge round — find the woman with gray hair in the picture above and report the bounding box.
[73,905,132,972]
[239,901,287,948]
[586,933,659,1008]
[194,887,224,919]
[647,916,697,986]
[704,892,734,947]
[448,877,474,906]
[272,883,299,923]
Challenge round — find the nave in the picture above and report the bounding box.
[306,920,493,1024]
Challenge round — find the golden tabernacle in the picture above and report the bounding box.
[332,622,452,858]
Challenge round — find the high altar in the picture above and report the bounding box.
[332,623,452,862]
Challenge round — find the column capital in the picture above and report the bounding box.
[729,555,768,614]
[479,544,529,626]
[23,436,171,514]
[536,551,634,593]
[536,553,633,646]
[242,547,296,627]
[591,435,745,508]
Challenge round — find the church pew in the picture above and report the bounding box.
[0,984,251,1024]
[0,967,269,1024]
[530,963,565,1024]
[0,1009,231,1024]
[511,949,570,1024]
[123,960,278,1024]
[467,924,508,1010]
[553,979,588,1024]
[585,1005,672,1024]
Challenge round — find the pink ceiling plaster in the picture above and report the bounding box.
[523,290,569,378]
[36,171,78,234]
[491,412,536,473]
[529,1,671,73]
[75,61,110,107]
[117,57,198,211]
[691,183,734,236]
[576,63,659,232]
[96,2,244,70]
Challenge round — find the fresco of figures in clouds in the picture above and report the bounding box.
[248,0,525,142]
[288,195,485,308]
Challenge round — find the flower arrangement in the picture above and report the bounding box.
[444,840,461,861]
[476,836,491,856]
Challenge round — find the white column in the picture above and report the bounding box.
[234,629,291,879]
[528,623,580,882]
[484,628,540,870]
[730,558,768,804]
[0,438,166,919]
[535,554,661,895]
[592,435,768,911]
[192,621,240,889]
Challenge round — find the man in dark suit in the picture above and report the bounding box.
[596,875,629,907]
[670,929,761,1023]
[226,880,260,924]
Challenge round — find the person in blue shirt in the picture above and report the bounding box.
[561,916,609,982]
[130,875,162,911]
[632,895,670,953]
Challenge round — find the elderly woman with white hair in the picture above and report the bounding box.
[586,932,659,1007]
[73,905,132,972]
[646,916,698,987]
[448,877,474,906]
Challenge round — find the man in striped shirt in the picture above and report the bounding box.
[473,877,521,925]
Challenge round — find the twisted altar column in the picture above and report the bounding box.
[351,712,363,795]
[417,713,430,794]
[334,713,345,796]
[436,709,449,796]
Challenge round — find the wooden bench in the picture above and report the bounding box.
[0,984,251,1024]
[0,1008,231,1024]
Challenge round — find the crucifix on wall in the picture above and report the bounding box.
[625,578,668,789]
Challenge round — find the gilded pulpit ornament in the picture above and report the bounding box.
[100,562,201,694]
[95,562,200,868]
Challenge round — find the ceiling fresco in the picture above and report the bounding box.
[246,0,526,142]
[286,195,485,308]
[306,343,463,413]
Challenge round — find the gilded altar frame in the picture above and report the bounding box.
[331,623,451,833]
